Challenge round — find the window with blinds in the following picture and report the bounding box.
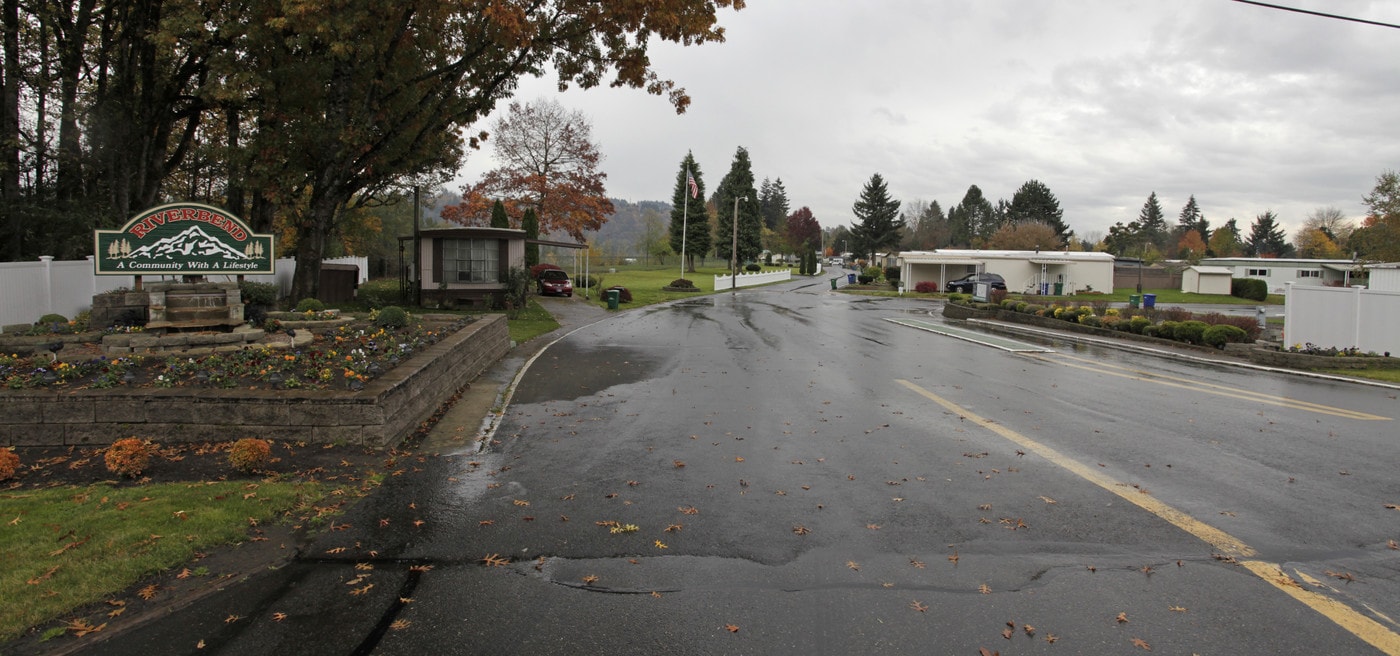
[444,239,498,283]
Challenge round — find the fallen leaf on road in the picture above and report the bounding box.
[725,624,740,633]
[910,600,928,612]
[1116,612,1129,623]
[1131,637,1151,650]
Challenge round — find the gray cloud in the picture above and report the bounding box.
[456,0,1400,241]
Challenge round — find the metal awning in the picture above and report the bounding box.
[908,258,983,266]
[1028,258,1070,265]
[1321,263,1360,272]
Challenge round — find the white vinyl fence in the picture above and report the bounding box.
[713,269,793,291]
[1283,282,1400,355]
[0,256,368,331]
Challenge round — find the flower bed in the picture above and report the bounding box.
[0,315,510,448]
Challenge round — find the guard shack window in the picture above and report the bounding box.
[444,239,498,283]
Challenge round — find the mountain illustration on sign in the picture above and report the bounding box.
[126,226,252,260]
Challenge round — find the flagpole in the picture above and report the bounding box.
[681,167,689,280]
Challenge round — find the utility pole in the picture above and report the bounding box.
[732,196,746,293]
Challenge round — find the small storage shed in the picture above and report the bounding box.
[1181,265,1232,295]
[1365,262,1400,292]
[318,263,360,303]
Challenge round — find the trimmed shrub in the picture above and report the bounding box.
[228,438,272,474]
[668,278,697,289]
[1199,312,1262,342]
[238,281,278,308]
[1128,316,1152,334]
[915,281,939,293]
[1160,306,1193,322]
[857,275,874,284]
[745,263,762,272]
[1173,320,1209,345]
[1025,304,1047,315]
[989,288,1008,305]
[0,449,19,481]
[1203,324,1249,348]
[605,286,633,303]
[1231,278,1268,301]
[863,266,883,281]
[947,292,970,302]
[294,298,326,312]
[884,267,901,282]
[374,305,410,329]
[1014,301,1029,313]
[1079,314,1103,327]
[105,438,154,478]
[38,313,69,325]
[574,274,600,289]
[1100,315,1121,330]
[356,279,400,309]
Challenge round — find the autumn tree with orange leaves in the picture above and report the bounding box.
[444,99,613,240]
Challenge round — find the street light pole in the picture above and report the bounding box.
[732,196,746,293]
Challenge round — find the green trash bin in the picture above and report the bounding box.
[1129,294,1141,309]
[1053,282,1064,295]
[830,278,838,290]
[605,289,620,310]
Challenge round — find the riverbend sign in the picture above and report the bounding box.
[94,202,275,276]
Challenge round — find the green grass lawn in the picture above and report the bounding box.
[1318,368,1400,383]
[0,480,333,642]
[578,263,816,308]
[507,299,560,343]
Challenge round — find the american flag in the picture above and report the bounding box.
[687,171,699,199]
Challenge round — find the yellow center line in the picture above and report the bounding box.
[896,378,1400,655]
[1025,353,1389,421]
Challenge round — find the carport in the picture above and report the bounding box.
[899,254,984,292]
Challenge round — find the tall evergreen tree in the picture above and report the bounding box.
[1137,192,1169,251]
[1007,179,1069,241]
[1245,210,1294,257]
[668,152,711,273]
[850,173,902,260]
[522,207,540,266]
[758,177,790,231]
[1177,195,1208,239]
[490,200,510,228]
[714,147,762,265]
[948,185,992,247]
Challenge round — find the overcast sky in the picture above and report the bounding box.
[456,0,1400,243]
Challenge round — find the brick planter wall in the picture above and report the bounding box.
[0,315,509,449]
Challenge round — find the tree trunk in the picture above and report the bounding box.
[1,0,19,259]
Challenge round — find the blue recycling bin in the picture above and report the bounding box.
[1143,293,1156,309]
[847,273,856,284]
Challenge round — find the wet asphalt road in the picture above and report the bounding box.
[81,277,1400,655]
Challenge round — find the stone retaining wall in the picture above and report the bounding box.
[0,315,509,449]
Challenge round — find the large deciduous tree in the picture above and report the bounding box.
[1351,170,1400,261]
[668,151,710,273]
[985,221,1061,251]
[443,98,613,239]
[1208,219,1244,257]
[850,172,901,261]
[713,146,760,265]
[785,206,820,253]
